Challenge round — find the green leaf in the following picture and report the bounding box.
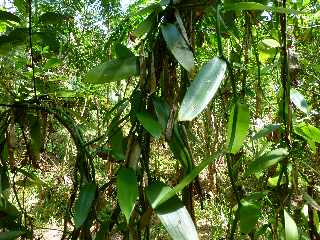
[74,183,96,228]
[44,58,61,68]
[85,56,139,84]
[252,124,281,140]
[284,209,299,240]
[0,10,21,23]
[39,12,64,24]
[245,148,288,176]
[136,112,163,139]
[294,123,320,143]
[132,11,158,38]
[14,0,27,15]
[290,89,309,114]
[152,97,192,170]
[239,200,260,234]
[0,230,25,240]
[145,182,199,240]
[303,192,320,211]
[152,97,170,129]
[0,166,9,193]
[224,2,299,15]
[111,127,125,160]
[145,153,220,208]
[115,43,135,59]
[262,39,280,48]
[117,167,138,223]
[178,57,227,121]
[161,23,195,72]
[226,101,250,154]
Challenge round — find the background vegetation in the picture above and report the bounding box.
[0,0,320,239]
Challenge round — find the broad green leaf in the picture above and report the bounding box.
[303,192,320,211]
[146,182,199,240]
[284,209,299,240]
[85,56,139,84]
[13,0,27,15]
[145,182,172,209]
[239,200,260,234]
[136,112,163,139]
[117,167,138,223]
[245,148,288,176]
[152,97,191,170]
[0,166,9,193]
[224,2,299,15]
[227,101,250,154]
[161,23,194,72]
[290,89,309,114]
[74,183,96,228]
[178,57,227,121]
[0,231,25,240]
[39,12,64,24]
[132,11,157,38]
[0,10,21,23]
[252,124,281,140]
[294,123,320,143]
[44,58,61,68]
[262,39,280,48]
[0,198,20,220]
[268,175,285,187]
[115,43,135,59]
[94,221,109,240]
[111,127,125,160]
[145,153,220,208]
[152,97,170,129]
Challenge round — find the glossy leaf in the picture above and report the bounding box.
[152,97,192,170]
[115,43,135,59]
[284,209,299,240]
[146,153,220,208]
[252,124,281,140]
[294,123,320,143]
[39,12,64,24]
[0,166,9,193]
[136,112,163,139]
[224,2,299,15]
[117,167,138,223]
[0,10,21,23]
[227,101,250,154]
[178,57,227,121]
[145,182,199,240]
[303,192,320,211]
[111,127,125,160]
[239,200,260,234]
[0,231,25,240]
[161,23,194,72]
[262,39,280,48]
[290,89,309,114]
[152,97,170,129]
[133,11,157,38]
[74,183,96,228]
[85,56,139,84]
[245,148,288,176]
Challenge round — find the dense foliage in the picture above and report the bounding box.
[0,0,320,239]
